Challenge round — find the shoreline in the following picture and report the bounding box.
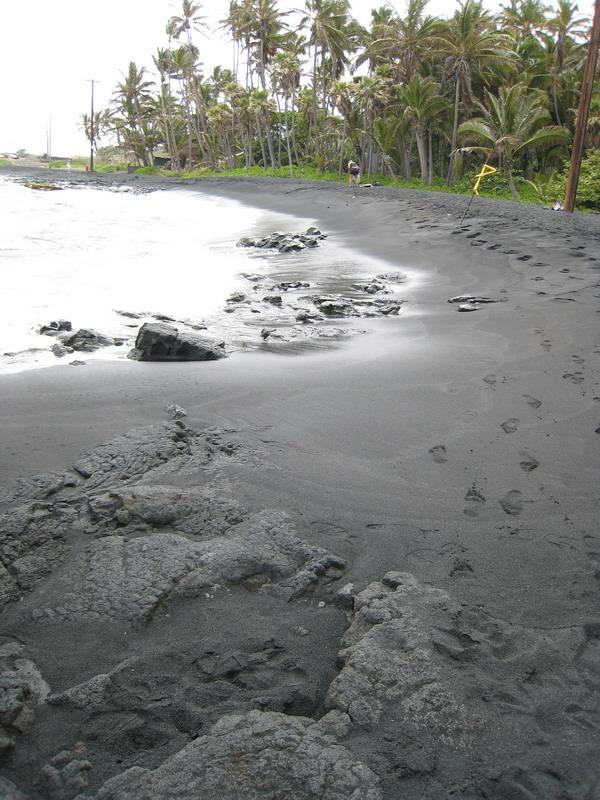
[1,166,600,798]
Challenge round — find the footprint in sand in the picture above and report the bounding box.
[541,339,552,351]
[449,558,474,577]
[533,261,548,267]
[572,355,585,366]
[470,240,487,246]
[464,484,486,517]
[487,243,501,250]
[500,418,519,434]
[517,254,532,261]
[503,249,518,254]
[429,444,448,463]
[519,451,539,472]
[563,372,584,384]
[499,490,526,516]
[483,374,497,387]
[522,395,542,409]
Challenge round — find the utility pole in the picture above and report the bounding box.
[564,0,600,212]
[87,79,97,172]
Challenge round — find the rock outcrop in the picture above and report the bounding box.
[0,642,50,754]
[77,710,382,800]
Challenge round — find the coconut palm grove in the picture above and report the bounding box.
[84,0,600,208]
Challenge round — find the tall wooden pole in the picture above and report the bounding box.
[564,0,600,212]
[90,79,95,172]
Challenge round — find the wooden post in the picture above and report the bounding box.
[564,0,600,212]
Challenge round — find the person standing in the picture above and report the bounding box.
[347,159,361,186]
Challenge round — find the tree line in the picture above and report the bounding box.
[83,0,595,199]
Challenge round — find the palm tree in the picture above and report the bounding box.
[168,0,207,47]
[112,62,156,165]
[302,0,353,155]
[378,0,440,83]
[401,76,450,182]
[272,44,304,173]
[458,83,570,199]
[434,0,514,183]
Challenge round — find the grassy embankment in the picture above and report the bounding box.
[1,157,579,209]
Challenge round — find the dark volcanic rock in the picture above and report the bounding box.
[324,572,600,799]
[128,323,226,362]
[0,642,50,754]
[72,422,196,488]
[50,343,74,358]
[32,511,345,623]
[39,320,72,335]
[0,499,74,605]
[313,296,358,317]
[237,229,327,253]
[0,777,28,799]
[62,329,114,352]
[448,295,499,304]
[81,710,381,800]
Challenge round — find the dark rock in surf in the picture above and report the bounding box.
[38,319,72,335]
[50,343,74,358]
[128,322,227,362]
[61,328,114,352]
[313,296,358,317]
[448,295,499,304]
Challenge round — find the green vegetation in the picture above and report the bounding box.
[77,0,598,209]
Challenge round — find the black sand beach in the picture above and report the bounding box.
[1,167,600,799]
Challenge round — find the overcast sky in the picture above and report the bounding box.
[0,0,592,157]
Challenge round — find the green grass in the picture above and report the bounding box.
[94,163,129,173]
[159,163,566,208]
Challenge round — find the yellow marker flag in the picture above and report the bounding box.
[472,164,497,196]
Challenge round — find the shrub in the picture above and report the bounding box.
[573,148,600,209]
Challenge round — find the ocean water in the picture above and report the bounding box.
[0,177,415,373]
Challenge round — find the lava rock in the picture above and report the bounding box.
[62,328,114,352]
[39,319,72,335]
[81,710,381,800]
[128,323,227,362]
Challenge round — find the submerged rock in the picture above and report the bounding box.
[128,322,227,362]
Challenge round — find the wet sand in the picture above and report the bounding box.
[1,167,600,799]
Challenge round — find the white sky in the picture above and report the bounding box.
[0,0,593,157]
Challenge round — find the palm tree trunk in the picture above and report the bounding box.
[416,130,427,181]
[505,160,520,201]
[284,95,293,177]
[339,118,347,177]
[255,112,268,166]
[447,77,461,185]
[291,86,300,166]
[311,45,319,156]
[427,128,433,185]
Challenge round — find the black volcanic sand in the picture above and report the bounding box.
[1,166,600,800]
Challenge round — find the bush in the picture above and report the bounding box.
[573,148,600,209]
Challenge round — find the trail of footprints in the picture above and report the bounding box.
[450,223,595,270]
[428,382,547,518]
